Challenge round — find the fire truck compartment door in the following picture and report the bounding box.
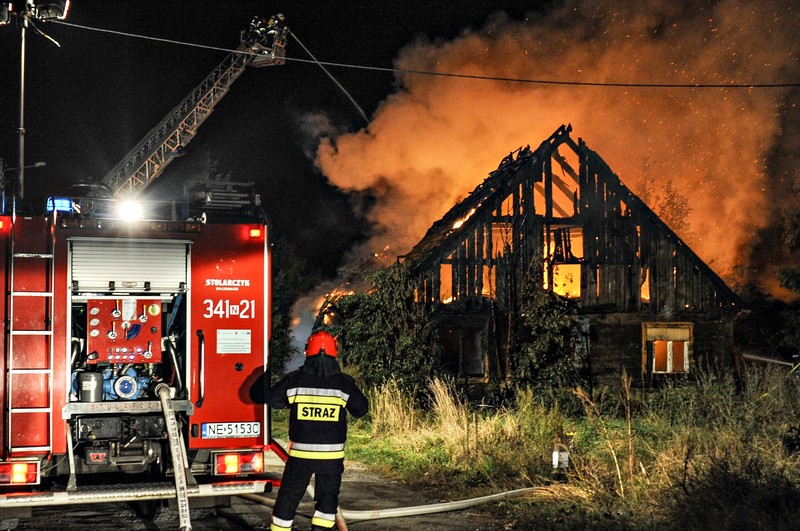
[70,238,189,293]
[188,224,268,449]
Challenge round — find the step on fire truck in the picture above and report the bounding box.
[0,13,290,524]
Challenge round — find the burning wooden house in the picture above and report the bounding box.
[401,125,741,390]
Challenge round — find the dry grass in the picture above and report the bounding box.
[366,378,558,481]
[429,378,523,463]
[369,379,419,435]
[353,366,800,529]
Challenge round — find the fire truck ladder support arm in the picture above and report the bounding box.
[99,16,286,198]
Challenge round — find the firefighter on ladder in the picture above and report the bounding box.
[269,330,369,531]
[266,12,288,48]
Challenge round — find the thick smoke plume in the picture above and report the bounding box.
[314,0,800,295]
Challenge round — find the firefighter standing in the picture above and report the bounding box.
[269,330,369,531]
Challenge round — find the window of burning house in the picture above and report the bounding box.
[544,228,583,299]
[640,268,651,302]
[439,262,453,303]
[438,251,495,304]
[482,264,495,299]
[439,327,486,378]
[642,322,693,374]
[547,264,581,298]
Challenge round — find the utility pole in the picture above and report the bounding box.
[2,0,70,210]
[17,1,30,202]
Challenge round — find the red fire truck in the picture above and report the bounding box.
[0,13,289,523]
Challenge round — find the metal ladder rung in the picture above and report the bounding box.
[9,446,52,452]
[10,330,53,336]
[10,291,54,297]
[12,253,53,259]
[10,407,52,414]
[9,368,52,374]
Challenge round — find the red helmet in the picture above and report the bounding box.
[305,330,338,357]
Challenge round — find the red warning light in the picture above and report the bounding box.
[0,461,39,485]
[214,452,264,475]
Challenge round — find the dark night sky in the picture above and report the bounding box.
[0,0,534,278]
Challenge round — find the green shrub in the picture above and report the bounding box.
[329,263,442,397]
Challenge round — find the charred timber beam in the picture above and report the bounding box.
[476,218,485,298]
[534,183,572,217]
[551,151,580,184]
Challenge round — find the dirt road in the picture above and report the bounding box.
[1,464,507,530]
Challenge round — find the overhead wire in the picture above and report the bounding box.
[52,19,800,90]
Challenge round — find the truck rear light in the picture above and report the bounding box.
[213,451,264,475]
[0,462,40,485]
[249,227,262,239]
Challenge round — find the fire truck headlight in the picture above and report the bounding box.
[118,200,144,220]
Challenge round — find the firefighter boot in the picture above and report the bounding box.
[310,509,337,531]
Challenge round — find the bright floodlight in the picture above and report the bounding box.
[118,200,144,220]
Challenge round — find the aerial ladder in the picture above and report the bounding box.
[99,14,288,198]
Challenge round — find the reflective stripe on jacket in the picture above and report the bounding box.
[269,363,369,460]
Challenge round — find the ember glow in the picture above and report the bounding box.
[313,0,800,298]
[452,208,476,230]
[289,283,360,371]
[316,288,355,328]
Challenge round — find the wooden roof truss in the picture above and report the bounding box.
[402,125,740,317]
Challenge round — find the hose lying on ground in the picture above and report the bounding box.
[239,486,544,522]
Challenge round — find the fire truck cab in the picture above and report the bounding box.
[0,195,280,513]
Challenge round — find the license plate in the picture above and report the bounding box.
[201,422,261,439]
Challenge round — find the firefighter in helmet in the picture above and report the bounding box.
[265,12,287,48]
[245,15,267,44]
[268,330,369,531]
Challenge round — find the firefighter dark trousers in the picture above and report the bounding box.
[271,456,344,531]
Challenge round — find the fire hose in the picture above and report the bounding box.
[156,383,192,531]
[239,485,540,526]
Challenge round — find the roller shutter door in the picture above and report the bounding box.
[70,238,190,293]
